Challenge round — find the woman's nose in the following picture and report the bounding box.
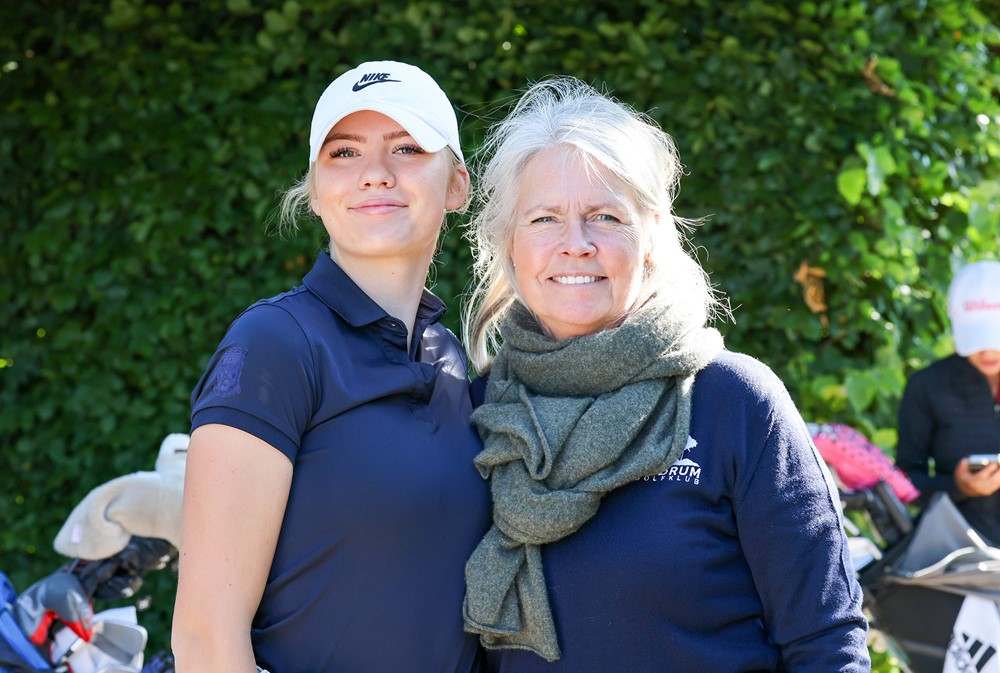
[359,154,394,188]
[560,218,597,256]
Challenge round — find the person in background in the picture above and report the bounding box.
[896,260,1000,543]
[171,61,491,673]
[460,76,869,673]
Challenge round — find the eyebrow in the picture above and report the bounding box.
[521,201,626,216]
[322,129,413,145]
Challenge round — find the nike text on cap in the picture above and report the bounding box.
[947,260,1000,356]
[308,60,464,165]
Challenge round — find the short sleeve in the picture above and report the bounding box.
[191,303,316,460]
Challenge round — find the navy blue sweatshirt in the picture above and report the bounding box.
[480,351,869,673]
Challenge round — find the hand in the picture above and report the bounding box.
[955,458,1000,497]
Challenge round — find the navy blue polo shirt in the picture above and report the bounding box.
[191,253,491,673]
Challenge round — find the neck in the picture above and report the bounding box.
[330,250,433,350]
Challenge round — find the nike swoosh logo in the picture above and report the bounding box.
[352,78,401,92]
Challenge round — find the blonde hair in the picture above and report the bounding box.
[462,76,724,374]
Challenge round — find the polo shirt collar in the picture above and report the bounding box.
[302,253,447,328]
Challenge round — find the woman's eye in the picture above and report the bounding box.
[530,216,556,224]
[395,144,425,155]
[595,213,622,223]
[329,147,358,158]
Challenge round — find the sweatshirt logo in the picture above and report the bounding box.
[352,72,401,91]
[645,436,701,484]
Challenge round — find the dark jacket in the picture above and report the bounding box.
[897,354,1000,543]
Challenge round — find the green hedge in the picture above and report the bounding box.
[3,0,998,664]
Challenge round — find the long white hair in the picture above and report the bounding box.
[462,76,725,374]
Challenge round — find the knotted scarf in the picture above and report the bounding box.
[462,300,723,661]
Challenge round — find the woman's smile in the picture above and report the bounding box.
[350,197,408,215]
[549,275,605,285]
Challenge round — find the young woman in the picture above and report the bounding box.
[897,260,1000,543]
[172,61,491,673]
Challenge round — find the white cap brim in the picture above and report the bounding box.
[310,101,449,164]
[953,317,1000,356]
[307,61,463,165]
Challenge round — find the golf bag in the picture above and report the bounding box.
[0,536,177,673]
[809,422,1000,673]
[1,432,187,673]
[852,488,1000,673]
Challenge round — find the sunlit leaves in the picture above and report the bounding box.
[2,4,999,669]
[838,164,867,205]
[859,143,898,196]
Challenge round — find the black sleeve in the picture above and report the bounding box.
[896,367,966,506]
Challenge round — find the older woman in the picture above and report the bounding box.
[172,61,490,673]
[461,78,869,673]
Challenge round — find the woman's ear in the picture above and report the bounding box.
[308,171,321,217]
[644,212,660,263]
[446,164,471,211]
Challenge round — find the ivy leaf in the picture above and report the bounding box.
[845,371,877,414]
[837,167,867,205]
[858,143,898,197]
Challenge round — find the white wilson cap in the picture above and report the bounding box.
[308,60,464,165]
[947,260,1000,356]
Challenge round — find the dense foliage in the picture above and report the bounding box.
[2,0,998,665]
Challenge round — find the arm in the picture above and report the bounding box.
[726,365,868,671]
[744,429,868,671]
[172,424,292,673]
[896,370,963,504]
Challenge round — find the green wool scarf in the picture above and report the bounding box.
[462,301,724,662]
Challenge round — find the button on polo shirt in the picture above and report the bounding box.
[190,253,490,673]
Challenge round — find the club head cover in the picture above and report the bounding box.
[53,434,188,560]
[12,571,94,646]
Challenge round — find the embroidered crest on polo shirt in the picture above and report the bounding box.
[645,435,701,484]
[214,346,248,398]
[352,72,401,91]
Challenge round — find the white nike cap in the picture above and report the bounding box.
[948,260,1000,356]
[308,60,464,165]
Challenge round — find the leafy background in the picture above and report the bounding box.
[2,1,999,668]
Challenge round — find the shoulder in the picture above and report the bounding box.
[905,354,962,390]
[693,350,789,403]
[923,353,964,375]
[423,321,464,350]
[203,296,325,395]
[421,322,471,375]
[691,351,803,441]
[224,288,328,350]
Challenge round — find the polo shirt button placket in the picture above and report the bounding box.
[377,319,408,360]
